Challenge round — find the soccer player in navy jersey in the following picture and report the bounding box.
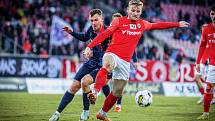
[49,9,112,121]
[84,0,189,120]
[49,9,136,121]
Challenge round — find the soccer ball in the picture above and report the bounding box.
[135,90,153,107]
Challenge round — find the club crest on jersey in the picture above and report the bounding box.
[137,23,141,28]
[130,24,137,29]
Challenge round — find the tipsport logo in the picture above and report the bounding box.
[122,30,141,36]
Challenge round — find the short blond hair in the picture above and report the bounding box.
[129,0,143,7]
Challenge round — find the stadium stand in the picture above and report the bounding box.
[0,0,214,63]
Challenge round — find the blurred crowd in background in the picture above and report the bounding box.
[0,0,214,63]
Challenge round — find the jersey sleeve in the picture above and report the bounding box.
[142,20,153,30]
[196,26,207,64]
[107,18,120,32]
[69,27,91,42]
[87,18,119,49]
[143,20,179,30]
[87,29,113,49]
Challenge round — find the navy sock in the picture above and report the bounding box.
[57,91,74,113]
[83,91,91,110]
[117,96,122,105]
[102,85,110,97]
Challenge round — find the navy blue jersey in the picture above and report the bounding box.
[70,26,110,81]
[70,26,109,65]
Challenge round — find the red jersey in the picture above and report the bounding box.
[196,23,215,65]
[88,17,179,62]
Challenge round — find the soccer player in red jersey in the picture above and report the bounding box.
[196,4,215,120]
[194,31,215,105]
[84,0,189,120]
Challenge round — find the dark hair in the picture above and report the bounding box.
[112,13,122,18]
[211,4,215,11]
[89,9,102,17]
[129,0,143,6]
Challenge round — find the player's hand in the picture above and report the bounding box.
[195,64,200,73]
[179,21,190,27]
[63,26,73,33]
[83,47,93,59]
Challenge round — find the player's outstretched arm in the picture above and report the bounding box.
[149,21,190,30]
[63,26,90,42]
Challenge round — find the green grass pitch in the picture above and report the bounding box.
[0,92,214,121]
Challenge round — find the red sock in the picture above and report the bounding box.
[102,92,118,112]
[94,68,108,92]
[203,93,214,112]
[199,87,205,95]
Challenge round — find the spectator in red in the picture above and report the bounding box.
[22,38,32,54]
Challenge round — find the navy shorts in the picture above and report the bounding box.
[74,60,99,82]
[74,60,112,82]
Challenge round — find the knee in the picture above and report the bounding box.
[81,75,93,88]
[102,55,115,71]
[69,80,81,94]
[81,80,89,89]
[102,62,112,72]
[112,89,123,97]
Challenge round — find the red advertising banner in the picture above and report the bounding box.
[62,59,195,83]
[133,60,195,83]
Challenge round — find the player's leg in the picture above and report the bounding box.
[94,53,116,92]
[49,64,92,121]
[114,96,122,112]
[203,64,215,105]
[96,56,130,120]
[197,83,215,120]
[49,80,81,121]
[101,73,112,97]
[102,84,110,97]
[195,76,205,94]
[96,79,127,120]
[88,53,116,104]
[195,76,205,104]
[80,74,95,120]
[195,64,205,104]
[197,65,215,120]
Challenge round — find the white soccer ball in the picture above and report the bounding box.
[135,90,153,107]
